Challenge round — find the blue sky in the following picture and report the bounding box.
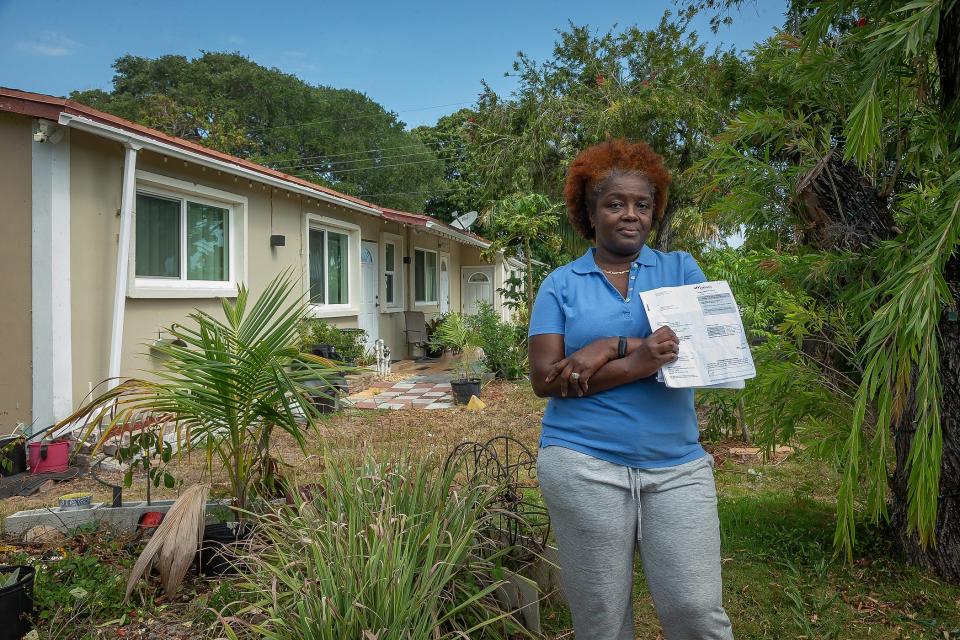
[0,0,787,128]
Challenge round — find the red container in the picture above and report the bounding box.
[28,440,70,474]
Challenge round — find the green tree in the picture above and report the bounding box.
[691,0,960,579]
[413,108,490,226]
[461,14,747,255]
[71,52,445,212]
[484,193,563,302]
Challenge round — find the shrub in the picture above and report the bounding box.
[472,302,528,380]
[300,319,369,364]
[235,455,525,639]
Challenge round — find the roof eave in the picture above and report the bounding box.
[57,113,383,218]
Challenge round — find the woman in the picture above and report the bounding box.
[528,139,733,640]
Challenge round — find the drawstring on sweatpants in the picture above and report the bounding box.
[628,467,642,542]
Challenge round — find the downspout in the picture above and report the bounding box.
[108,143,140,389]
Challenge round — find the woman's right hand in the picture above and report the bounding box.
[631,326,680,379]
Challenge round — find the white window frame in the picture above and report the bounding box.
[380,231,404,312]
[303,214,361,318]
[129,171,247,298]
[413,247,439,306]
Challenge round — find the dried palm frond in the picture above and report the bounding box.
[125,483,210,600]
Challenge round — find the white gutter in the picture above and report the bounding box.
[57,113,383,219]
[424,221,490,249]
[108,143,139,389]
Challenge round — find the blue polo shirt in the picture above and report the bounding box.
[528,246,708,469]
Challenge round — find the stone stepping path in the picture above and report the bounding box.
[349,378,454,410]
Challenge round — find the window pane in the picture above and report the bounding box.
[186,202,229,281]
[385,273,394,304]
[309,228,325,303]
[327,231,349,305]
[385,243,395,272]
[135,193,180,278]
[426,252,437,302]
[415,251,425,302]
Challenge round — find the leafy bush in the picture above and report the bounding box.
[430,312,479,353]
[300,319,369,364]
[472,302,528,380]
[235,455,525,639]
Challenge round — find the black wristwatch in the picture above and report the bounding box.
[617,336,628,359]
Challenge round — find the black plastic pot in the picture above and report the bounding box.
[310,344,343,361]
[303,373,349,414]
[198,523,253,576]
[450,379,482,405]
[0,565,34,640]
[0,437,27,477]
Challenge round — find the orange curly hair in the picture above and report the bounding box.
[563,139,671,241]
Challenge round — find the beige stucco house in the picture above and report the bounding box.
[0,87,516,435]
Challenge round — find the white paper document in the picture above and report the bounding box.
[639,281,756,389]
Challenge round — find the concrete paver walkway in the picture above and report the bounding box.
[348,374,455,410]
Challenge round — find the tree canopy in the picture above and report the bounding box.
[71,52,445,212]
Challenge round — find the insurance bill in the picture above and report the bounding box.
[639,280,756,389]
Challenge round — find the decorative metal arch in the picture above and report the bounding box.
[444,436,550,550]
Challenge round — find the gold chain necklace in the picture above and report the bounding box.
[600,268,631,275]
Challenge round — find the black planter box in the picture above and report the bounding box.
[0,565,34,640]
[0,437,26,477]
[198,523,253,576]
[450,379,482,405]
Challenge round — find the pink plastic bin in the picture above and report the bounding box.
[28,440,70,474]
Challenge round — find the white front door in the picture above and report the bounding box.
[439,252,450,314]
[359,241,379,348]
[461,266,494,315]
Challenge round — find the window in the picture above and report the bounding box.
[384,242,396,305]
[309,226,350,305]
[380,233,403,310]
[414,248,438,304]
[135,192,230,282]
[131,171,246,298]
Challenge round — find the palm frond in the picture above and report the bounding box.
[126,484,210,600]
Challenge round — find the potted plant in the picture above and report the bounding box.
[423,313,449,359]
[0,565,34,640]
[63,272,345,593]
[429,312,479,357]
[450,359,488,405]
[0,426,26,477]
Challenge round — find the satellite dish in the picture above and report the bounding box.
[451,210,478,231]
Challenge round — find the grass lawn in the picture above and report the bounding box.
[3,381,959,639]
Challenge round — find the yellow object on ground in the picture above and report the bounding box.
[466,395,486,411]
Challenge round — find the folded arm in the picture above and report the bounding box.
[528,327,680,398]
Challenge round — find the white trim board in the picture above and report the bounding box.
[31,119,73,430]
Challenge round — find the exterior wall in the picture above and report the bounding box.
[60,127,507,408]
[0,113,34,431]
[65,135,494,395]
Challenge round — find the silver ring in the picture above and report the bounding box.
[570,372,580,381]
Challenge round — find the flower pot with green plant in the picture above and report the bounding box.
[450,359,489,405]
[61,272,344,597]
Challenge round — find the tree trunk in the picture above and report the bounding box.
[653,201,676,252]
[796,150,897,250]
[524,236,534,304]
[890,0,960,582]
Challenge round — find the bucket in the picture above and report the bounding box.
[0,565,35,640]
[28,440,70,474]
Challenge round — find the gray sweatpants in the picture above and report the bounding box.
[537,446,733,640]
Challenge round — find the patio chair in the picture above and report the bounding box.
[403,311,429,358]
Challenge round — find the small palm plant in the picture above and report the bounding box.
[64,272,344,513]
